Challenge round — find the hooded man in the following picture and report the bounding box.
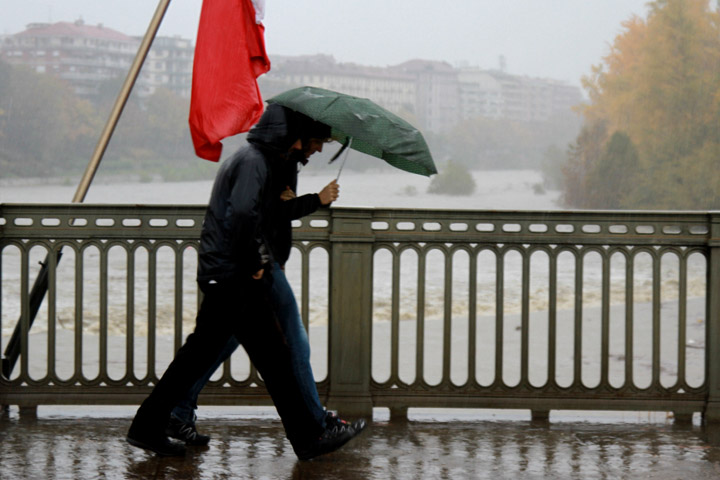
[126,105,364,460]
[165,107,354,447]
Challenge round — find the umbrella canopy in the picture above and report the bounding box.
[267,86,437,176]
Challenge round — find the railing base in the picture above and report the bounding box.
[703,401,720,425]
[531,410,550,423]
[327,394,373,419]
[672,411,694,425]
[389,406,408,422]
[19,405,38,419]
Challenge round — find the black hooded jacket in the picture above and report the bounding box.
[268,153,322,266]
[197,105,308,283]
[268,117,331,265]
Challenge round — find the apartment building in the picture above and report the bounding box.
[457,69,505,119]
[137,35,193,98]
[0,20,137,96]
[1,20,582,132]
[0,19,194,98]
[389,59,460,132]
[263,56,582,133]
[458,68,582,123]
[263,55,417,116]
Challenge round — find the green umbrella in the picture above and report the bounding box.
[267,86,437,177]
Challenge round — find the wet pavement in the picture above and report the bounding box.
[2,407,720,479]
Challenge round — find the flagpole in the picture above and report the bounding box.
[1,0,173,380]
[73,0,172,203]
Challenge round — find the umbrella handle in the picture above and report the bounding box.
[328,137,350,163]
[335,138,352,181]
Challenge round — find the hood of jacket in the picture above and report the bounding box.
[247,104,331,159]
[247,104,304,158]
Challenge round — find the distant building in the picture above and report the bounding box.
[1,20,582,131]
[260,55,582,134]
[0,19,194,98]
[389,60,460,132]
[138,35,193,98]
[0,20,137,97]
[457,69,505,119]
[458,68,583,123]
[262,55,417,117]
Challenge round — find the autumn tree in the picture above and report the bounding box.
[567,0,720,209]
[588,132,640,208]
[0,61,97,177]
[561,120,607,208]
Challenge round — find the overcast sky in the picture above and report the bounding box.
[3,0,651,86]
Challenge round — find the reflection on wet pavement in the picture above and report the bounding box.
[2,409,720,479]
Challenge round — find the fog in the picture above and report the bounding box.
[3,0,650,84]
[2,1,719,210]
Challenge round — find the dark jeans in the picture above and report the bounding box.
[128,276,323,449]
[171,263,326,427]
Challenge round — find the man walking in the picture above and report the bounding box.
[126,105,364,459]
[166,113,349,446]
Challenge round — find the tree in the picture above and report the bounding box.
[587,132,640,208]
[428,159,476,196]
[569,0,720,209]
[561,120,607,208]
[89,81,216,181]
[0,61,98,177]
[0,62,217,182]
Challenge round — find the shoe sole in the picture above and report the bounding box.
[298,424,367,461]
[297,435,353,461]
[127,436,186,457]
[174,438,211,447]
[165,431,211,447]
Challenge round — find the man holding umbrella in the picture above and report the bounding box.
[126,104,365,459]
[164,105,355,447]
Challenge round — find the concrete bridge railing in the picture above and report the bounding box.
[1,204,719,422]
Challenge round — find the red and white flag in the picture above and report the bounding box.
[189,0,270,161]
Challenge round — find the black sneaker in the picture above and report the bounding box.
[295,417,367,461]
[325,411,367,435]
[324,410,344,428]
[165,414,211,446]
[127,427,186,457]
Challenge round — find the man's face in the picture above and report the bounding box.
[303,138,331,159]
[289,139,303,153]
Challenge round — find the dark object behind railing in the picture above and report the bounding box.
[1,252,61,379]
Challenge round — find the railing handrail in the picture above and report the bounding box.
[2,203,717,241]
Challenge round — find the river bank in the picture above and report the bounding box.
[0,169,562,210]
